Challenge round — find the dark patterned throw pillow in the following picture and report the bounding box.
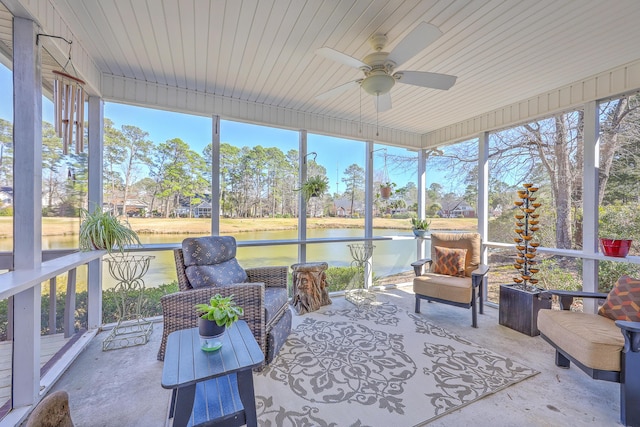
[598,275,640,322]
[432,246,467,277]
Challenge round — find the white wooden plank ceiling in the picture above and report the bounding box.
[3,0,640,139]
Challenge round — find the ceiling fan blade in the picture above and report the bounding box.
[387,22,442,67]
[316,80,360,100]
[396,71,457,90]
[315,47,368,69]
[375,92,392,112]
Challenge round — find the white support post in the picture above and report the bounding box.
[211,115,221,234]
[478,132,490,302]
[12,16,42,408]
[87,96,104,329]
[298,130,308,263]
[417,149,427,259]
[583,101,600,313]
[63,269,76,338]
[365,141,374,288]
[478,132,489,264]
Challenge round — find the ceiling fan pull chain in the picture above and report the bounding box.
[359,85,363,134]
[376,95,379,137]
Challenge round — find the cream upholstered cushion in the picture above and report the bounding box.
[537,309,624,372]
[430,232,481,277]
[413,274,472,304]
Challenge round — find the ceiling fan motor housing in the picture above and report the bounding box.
[361,71,395,95]
[361,51,397,95]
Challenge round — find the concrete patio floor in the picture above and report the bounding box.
[46,285,620,427]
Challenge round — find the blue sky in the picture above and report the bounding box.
[1,63,425,195]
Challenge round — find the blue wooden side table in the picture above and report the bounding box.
[161,321,264,427]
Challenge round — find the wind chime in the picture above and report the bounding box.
[53,68,85,155]
[40,34,86,155]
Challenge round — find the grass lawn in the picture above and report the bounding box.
[0,216,478,237]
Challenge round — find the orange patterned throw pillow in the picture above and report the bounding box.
[432,246,467,277]
[598,275,640,322]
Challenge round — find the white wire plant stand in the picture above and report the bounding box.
[102,254,155,351]
[345,243,377,307]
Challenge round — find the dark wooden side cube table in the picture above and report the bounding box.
[161,320,264,427]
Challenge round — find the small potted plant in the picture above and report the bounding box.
[195,294,244,351]
[299,175,330,203]
[599,206,636,257]
[79,206,141,254]
[411,217,431,238]
[379,182,395,200]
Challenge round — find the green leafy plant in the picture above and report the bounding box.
[379,182,396,191]
[195,294,244,327]
[411,217,431,231]
[79,207,141,254]
[299,175,329,203]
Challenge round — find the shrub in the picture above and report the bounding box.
[0,281,180,340]
[599,205,640,240]
[536,258,581,291]
[325,266,360,292]
[391,212,414,219]
[598,261,640,293]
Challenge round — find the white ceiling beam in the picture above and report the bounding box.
[423,58,640,148]
[101,74,423,149]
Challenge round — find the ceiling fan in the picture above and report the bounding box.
[315,22,457,112]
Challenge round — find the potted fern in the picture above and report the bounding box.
[79,207,141,254]
[195,294,244,351]
[299,175,330,203]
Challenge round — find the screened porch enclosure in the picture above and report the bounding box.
[1,0,640,425]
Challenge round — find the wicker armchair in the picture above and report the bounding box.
[157,236,292,364]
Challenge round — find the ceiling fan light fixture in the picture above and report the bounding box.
[361,73,395,96]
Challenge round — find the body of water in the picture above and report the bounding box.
[25,229,430,290]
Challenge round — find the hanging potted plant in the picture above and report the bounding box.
[299,175,330,203]
[195,294,244,351]
[79,206,141,254]
[379,182,395,200]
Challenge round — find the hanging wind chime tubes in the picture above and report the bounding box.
[52,69,85,154]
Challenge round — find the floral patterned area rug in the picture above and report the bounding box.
[254,298,538,427]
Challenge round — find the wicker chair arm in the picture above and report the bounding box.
[246,265,288,288]
[157,283,266,361]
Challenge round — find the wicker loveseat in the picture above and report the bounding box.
[157,236,292,365]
